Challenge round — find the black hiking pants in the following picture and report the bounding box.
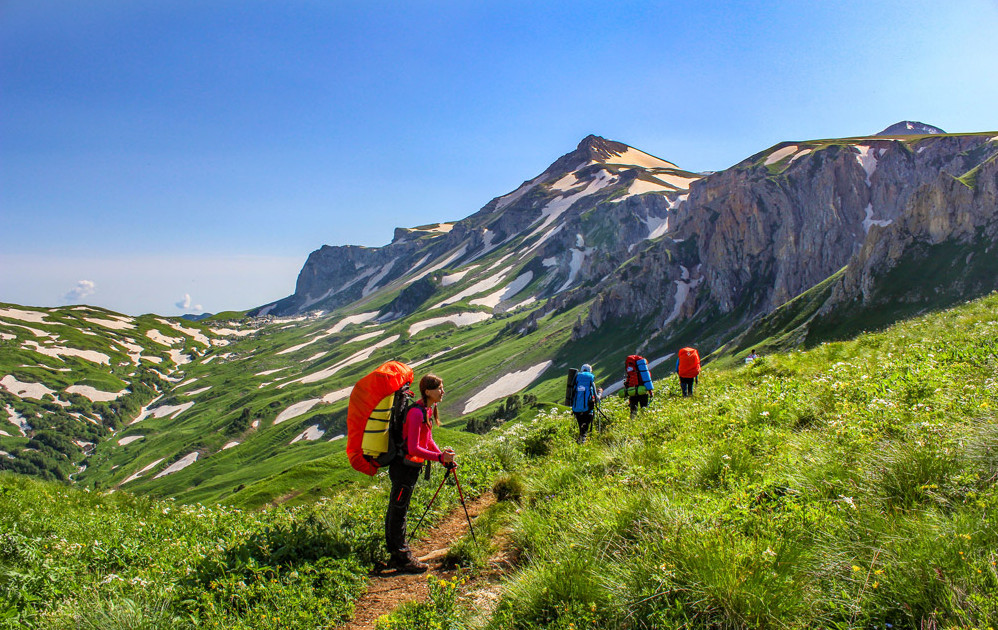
[628,394,649,417]
[574,411,594,443]
[680,377,696,397]
[385,457,422,559]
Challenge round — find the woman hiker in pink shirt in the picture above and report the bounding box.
[385,373,456,573]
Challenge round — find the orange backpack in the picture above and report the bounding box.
[677,347,701,378]
[346,360,414,476]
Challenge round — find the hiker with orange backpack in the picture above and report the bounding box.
[676,347,701,397]
[385,373,455,573]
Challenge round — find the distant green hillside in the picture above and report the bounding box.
[5,292,998,628]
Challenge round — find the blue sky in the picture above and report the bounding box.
[2,1,997,315]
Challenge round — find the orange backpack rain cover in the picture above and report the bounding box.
[346,360,413,476]
[677,347,701,378]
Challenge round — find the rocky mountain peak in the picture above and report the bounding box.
[576,134,631,161]
[876,121,945,135]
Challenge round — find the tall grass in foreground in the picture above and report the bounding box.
[461,295,998,628]
[0,449,500,629]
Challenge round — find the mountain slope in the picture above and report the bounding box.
[4,124,998,505]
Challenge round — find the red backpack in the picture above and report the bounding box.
[677,347,701,378]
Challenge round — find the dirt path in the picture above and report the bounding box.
[340,492,497,630]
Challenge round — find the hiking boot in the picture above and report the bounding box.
[390,552,428,574]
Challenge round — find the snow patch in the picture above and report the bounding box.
[764,145,798,165]
[117,435,144,446]
[222,441,240,450]
[5,405,31,435]
[408,313,492,336]
[470,272,534,308]
[130,401,194,424]
[1,375,66,403]
[462,361,553,413]
[556,249,590,293]
[23,341,111,365]
[550,173,582,192]
[643,215,669,241]
[185,386,212,396]
[863,203,893,232]
[362,260,397,297]
[84,316,135,330]
[291,425,326,444]
[431,269,510,308]
[154,452,199,479]
[146,329,183,347]
[282,334,402,386]
[121,458,164,484]
[663,266,703,327]
[322,387,353,404]
[442,268,474,286]
[274,399,321,425]
[0,308,51,324]
[790,149,812,163]
[854,145,878,186]
[604,147,679,170]
[256,368,288,377]
[326,312,379,334]
[65,385,127,402]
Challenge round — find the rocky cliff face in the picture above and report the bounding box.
[255,135,696,317]
[257,126,998,361]
[575,133,998,349]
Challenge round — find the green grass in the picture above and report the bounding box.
[6,290,998,628]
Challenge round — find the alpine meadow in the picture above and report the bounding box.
[3,124,998,628]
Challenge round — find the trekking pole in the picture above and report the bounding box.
[449,465,478,547]
[408,466,452,543]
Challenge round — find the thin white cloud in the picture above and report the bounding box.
[175,293,204,313]
[62,280,96,303]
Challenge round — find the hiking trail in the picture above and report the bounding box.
[340,492,503,629]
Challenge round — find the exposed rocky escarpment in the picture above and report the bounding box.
[574,133,998,347]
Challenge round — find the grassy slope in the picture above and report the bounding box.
[6,292,998,628]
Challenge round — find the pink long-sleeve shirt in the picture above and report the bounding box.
[405,402,442,462]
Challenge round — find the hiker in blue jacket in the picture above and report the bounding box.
[571,364,598,443]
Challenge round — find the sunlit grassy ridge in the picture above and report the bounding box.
[386,294,998,628]
[5,294,998,628]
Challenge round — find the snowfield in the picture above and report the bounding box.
[326,312,379,334]
[764,145,798,165]
[83,316,135,330]
[282,334,402,386]
[65,385,127,402]
[146,329,183,347]
[274,399,322,425]
[854,145,879,185]
[154,452,199,479]
[2,375,64,403]
[130,402,195,424]
[23,341,111,365]
[121,458,164,485]
[408,313,492,336]
[462,361,553,413]
[470,271,534,308]
[291,425,325,443]
[0,307,51,324]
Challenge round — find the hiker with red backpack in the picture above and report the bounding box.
[623,354,654,418]
[385,373,455,573]
[676,347,701,397]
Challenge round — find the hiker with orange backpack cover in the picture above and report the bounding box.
[676,347,701,397]
[385,373,455,574]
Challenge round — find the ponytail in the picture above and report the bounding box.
[418,374,442,426]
